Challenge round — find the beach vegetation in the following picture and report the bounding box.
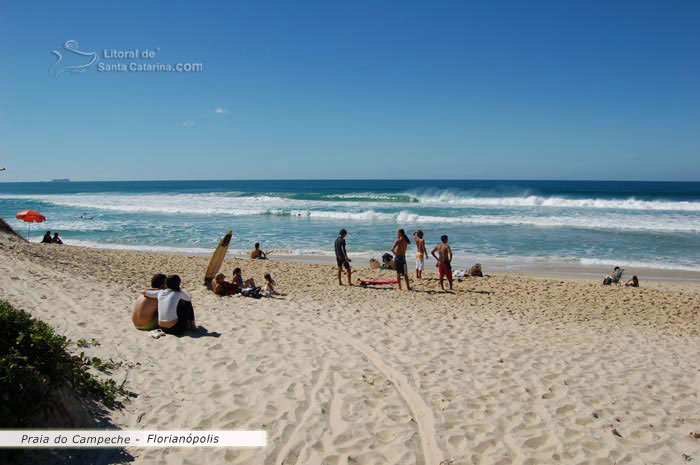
[0,299,127,427]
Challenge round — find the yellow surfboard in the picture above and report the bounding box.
[204,230,233,288]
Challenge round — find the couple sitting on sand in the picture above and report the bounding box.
[212,268,279,297]
[132,273,197,335]
[41,231,63,244]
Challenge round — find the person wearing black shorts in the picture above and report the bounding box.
[391,229,412,290]
[335,229,352,286]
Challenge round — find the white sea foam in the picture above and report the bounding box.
[59,239,220,255]
[3,192,699,232]
[15,219,118,232]
[5,190,700,212]
[578,258,700,273]
[409,191,700,211]
[274,209,697,232]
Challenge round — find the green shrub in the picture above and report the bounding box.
[0,299,122,427]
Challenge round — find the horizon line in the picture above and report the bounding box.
[1,178,700,184]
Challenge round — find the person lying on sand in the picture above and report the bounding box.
[142,274,197,335]
[133,273,166,331]
[232,268,256,292]
[250,242,268,260]
[625,275,640,287]
[212,272,234,296]
[431,234,454,291]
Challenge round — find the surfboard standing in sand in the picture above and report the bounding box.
[204,230,233,289]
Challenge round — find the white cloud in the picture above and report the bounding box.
[181,120,195,127]
[214,107,227,114]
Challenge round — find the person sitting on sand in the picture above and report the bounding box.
[133,273,166,331]
[625,275,640,287]
[250,242,268,260]
[431,235,454,291]
[52,232,63,244]
[263,273,280,296]
[391,229,412,290]
[142,274,196,335]
[603,266,622,285]
[212,272,234,296]
[41,231,52,244]
[232,268,256,292]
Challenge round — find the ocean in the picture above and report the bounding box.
[1,180,699,273]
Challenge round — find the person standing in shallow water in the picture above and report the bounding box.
[335,229,352,286]
[391,229,412,290]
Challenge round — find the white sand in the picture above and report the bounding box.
[1,234,699,465]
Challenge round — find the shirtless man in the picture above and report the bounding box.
[413,230,427,280]
[132,273,166,330]
[431,235,453,290]
[391,229,412,290]
[212,272,233,295]
[250,242,268,260]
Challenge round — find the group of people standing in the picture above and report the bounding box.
[335,228,455,291]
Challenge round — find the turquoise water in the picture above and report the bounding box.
[1,180,699,272]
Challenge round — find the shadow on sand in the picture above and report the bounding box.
[6,394,136,465]
[184,325,221,338]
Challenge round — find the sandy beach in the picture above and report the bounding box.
[1,232,699,465]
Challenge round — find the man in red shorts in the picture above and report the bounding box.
[431,234,453,291]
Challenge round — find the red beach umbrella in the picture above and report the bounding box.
[16,210,46,241]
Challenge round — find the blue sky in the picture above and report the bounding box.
[0,0,698,181]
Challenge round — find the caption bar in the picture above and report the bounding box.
[0,430,266,448]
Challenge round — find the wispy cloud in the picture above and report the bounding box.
[181,120,195,127]
[214,107,227,114]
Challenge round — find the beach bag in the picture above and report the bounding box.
[251,288,262,299]
[468,264,483,277]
